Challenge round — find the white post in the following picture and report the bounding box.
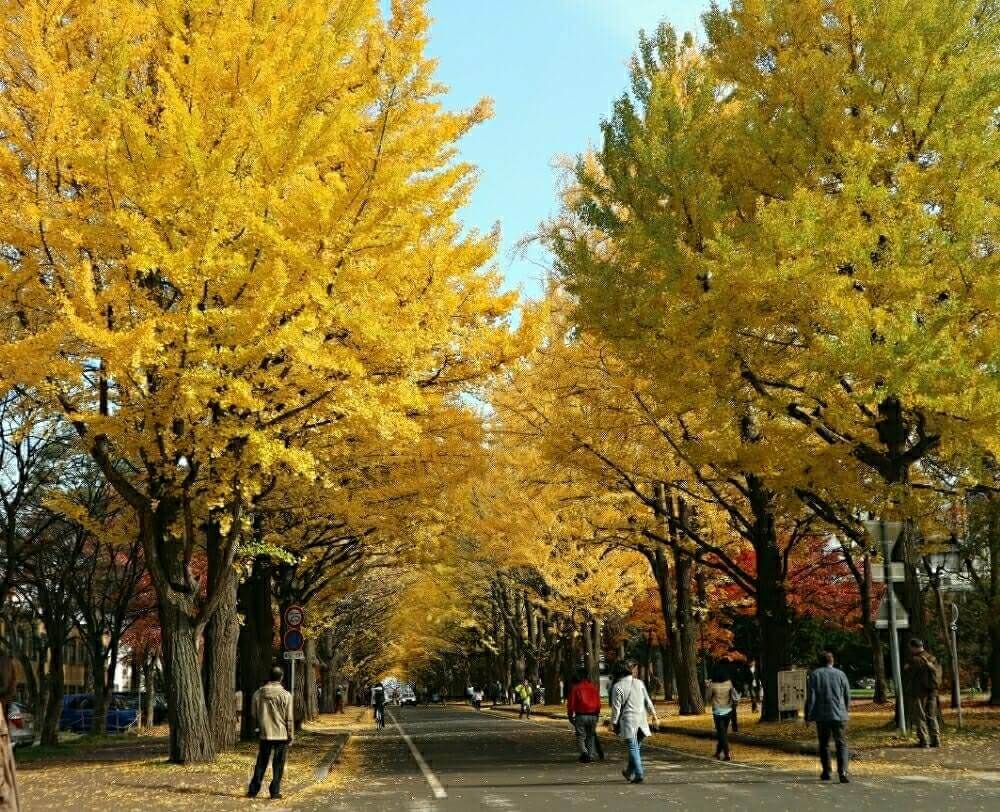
[882,519,907,734]
[950,602,962,731]
[290,656,296,724]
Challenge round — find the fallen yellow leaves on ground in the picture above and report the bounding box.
[18,731,346,811]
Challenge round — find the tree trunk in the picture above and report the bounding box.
[237,557,275,740]
[660,643,674,701]
[40,636,65,746]
[143,657,156,727]
[543,632,562,705]
[319,631,338,714]
[859,555,888,704]
[161,601,215,763]
[673,549,704,714]
[305,636,319,721]
[202,576,239,751]
[989,620,1000,706]
[90,641,109,736]
[748,475,792,722]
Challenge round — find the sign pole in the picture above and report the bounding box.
[882,519,907,734]
[950,602,962,731]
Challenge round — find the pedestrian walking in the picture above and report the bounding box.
[704,664,739,761]
[610,661,659,784]
[472,687,484,711]
[371,683,386,728]
[905,638,942,748]
[515,678,532,718]
[334,684,345,714]
[804,651,851,784]
[247,666,294,800]
[747,659,762,714]
[567,669,604,763]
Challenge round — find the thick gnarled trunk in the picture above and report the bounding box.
[161,601,215,763]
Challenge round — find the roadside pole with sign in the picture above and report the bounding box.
[865,519,907,734]
[283,606,306,712]
[950,603,963,730]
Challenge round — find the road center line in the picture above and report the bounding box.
[387,709,448,799]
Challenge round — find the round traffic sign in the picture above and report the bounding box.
[284,629,305,652]
[284,605,305,628]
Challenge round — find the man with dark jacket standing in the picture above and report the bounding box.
[905,638,942,748]
[567,669,604,763]
[248,666,294,800]
[805,651,852,784]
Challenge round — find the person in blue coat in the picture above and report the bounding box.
[805,651,852,783]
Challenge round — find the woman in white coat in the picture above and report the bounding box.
[609,661,659,784]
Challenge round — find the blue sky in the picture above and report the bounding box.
[423,1,714,298]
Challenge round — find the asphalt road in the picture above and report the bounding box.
[298,705,998,812]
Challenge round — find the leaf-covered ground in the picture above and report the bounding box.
[16,727,349,811]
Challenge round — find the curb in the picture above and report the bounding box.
[313,732,351,781]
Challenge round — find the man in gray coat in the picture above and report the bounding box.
[804,651,851,783]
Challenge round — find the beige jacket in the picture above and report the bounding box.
[252,681,294,741]
[704,679,738,713]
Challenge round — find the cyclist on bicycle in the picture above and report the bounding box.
[371,683,386,728]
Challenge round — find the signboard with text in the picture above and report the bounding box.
[777,669,807,713]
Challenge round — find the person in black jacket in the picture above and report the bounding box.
[805,651,852,784]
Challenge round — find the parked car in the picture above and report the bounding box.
[856,677,876,690]
[60,694,138,733]
[114,692,168,725]
[7,701,34,748]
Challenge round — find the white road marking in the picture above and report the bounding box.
[482,794,519,809]
[388,709,448,800]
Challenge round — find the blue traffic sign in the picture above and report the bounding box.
[284,629,305,652]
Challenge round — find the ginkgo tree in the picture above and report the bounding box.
[547,1,997,716]
[0,0,524,762]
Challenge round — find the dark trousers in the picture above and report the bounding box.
[334,696,344,713]
[573,714,600,759]
[913,694,941,745]
[713,711,733,757]
[248,739,288,798]
[816,721,849,777]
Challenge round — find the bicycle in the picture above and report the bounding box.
[374,705,386,730]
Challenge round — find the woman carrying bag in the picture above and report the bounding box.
[609,661,658,784]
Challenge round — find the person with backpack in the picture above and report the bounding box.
[371,683,387,729]
[905,638,942,748]
[610,661,658,784]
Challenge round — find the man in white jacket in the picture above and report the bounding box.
[248,666,294,800]
[610,661,659,784]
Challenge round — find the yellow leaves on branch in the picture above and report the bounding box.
[0,0,528,525]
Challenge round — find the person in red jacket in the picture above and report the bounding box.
[567,669,604,763]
